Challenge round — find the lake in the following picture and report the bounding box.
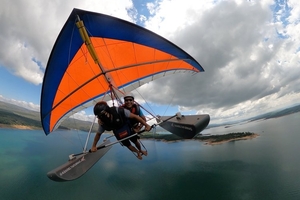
[1,113,300,200]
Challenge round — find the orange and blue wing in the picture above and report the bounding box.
[40,8,204,135]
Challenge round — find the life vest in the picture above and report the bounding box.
[121,103,140,127]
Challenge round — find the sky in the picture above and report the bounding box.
[0,0,299,125]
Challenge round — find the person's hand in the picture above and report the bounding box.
[144,124,151,132]
[91,146,97,152]
[133,125,142,133]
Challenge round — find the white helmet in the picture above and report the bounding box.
[124,92,134,100]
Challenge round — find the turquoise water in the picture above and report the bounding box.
[1,113,300,200]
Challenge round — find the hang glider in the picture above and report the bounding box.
[40,8,209,182]
[40,8,205,135]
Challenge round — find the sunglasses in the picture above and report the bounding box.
[124,98,133,102]
[97,110,108,119]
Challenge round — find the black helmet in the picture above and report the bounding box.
[93,101,109,116]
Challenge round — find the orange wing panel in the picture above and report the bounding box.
[49,38,198,131]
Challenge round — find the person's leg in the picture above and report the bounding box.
[127,145,142,160]
[122,139,142,160]
[131,136,147,156]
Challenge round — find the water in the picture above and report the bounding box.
[1,113,300,200]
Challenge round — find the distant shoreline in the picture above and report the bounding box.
[200,133,259,145]
[141,132,259,145]
[1,124,259,145]
[0,124,38,130]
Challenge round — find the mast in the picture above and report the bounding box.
[76,16,122,104]
[76,16,112,88]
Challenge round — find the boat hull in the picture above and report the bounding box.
[47,140,112,182]
[158,114,210,139]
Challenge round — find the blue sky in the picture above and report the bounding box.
[0,0,299,124]
[0,67,41,104]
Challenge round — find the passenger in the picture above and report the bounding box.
[121,93,148,156]
[91,101,151,160]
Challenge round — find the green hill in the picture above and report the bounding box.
[0,101,98,132]
[0,110,42,128]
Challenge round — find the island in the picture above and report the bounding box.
[140,132,259,145]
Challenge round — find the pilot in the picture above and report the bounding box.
[91,101,151,160]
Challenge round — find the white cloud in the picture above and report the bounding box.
[1,0,300,125]
[0,95,39,112]
[136,0,300,123]
[0,0,134,85]
[70,110,95,122]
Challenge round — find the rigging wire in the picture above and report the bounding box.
[162,91,176,117]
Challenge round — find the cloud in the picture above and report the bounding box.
[0,0,134,85]
[0,95,39,111]
[70,110,95,122]
[1,0,299,124]
[137,0,300,122]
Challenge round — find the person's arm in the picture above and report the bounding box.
[129,112,151,131]
[139,109,147,122]
[132,108,146,131]
[91,120,104,152]
[91,132,101,152]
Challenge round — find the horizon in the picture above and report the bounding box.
[1,0,300,126]
[1,99,299,128]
